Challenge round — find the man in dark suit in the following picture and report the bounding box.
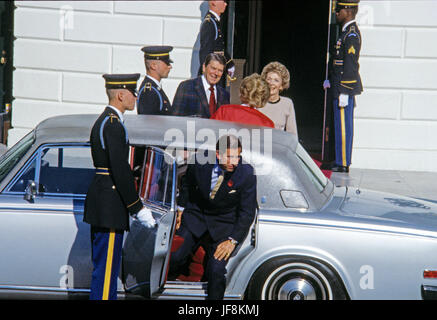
[169,135,257,300]
[199,0,235,88]
[173,53,230,118]
[323,0,363,173]
[84,73,156,300]
[137,46,173,115]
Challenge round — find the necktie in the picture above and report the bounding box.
[210,171,224,200]
[209,85,216,117]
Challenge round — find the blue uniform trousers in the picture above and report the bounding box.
[169,226,228,300]
[333,96,355,167]
[90,227,124,300]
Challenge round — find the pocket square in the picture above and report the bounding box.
[228,190,237,194]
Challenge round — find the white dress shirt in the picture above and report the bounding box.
[342,19,356,32]
[201,75,217,104]
[107,105,124,123]
[146,75,162,90]
[209,10,220,22]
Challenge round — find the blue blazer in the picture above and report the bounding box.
[178,154,257,243]
[172,76,230,118]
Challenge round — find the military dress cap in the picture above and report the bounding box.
[141,45,174,64]
[103,73,140,95]
[337,0,360,9]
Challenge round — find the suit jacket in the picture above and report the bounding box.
[84,107,142,231]
[172,76,230,118]
[178,153,257,243]
[137,76,172,115]
[328,21,363,97]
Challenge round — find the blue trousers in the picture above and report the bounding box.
[333,96,355,167]
[90,227,124,300]
[169,226,228,300]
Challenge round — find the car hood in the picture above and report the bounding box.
[337,186,437,234]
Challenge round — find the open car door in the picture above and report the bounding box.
[122,146,177,298]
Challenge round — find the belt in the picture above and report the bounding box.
[214,50,224,56]
[333,59,344,66]
[96,167,110,175]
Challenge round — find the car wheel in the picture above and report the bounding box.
[246,257,348,300]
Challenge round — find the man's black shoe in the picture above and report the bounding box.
[320,162,333,170]
[331,166,349,173]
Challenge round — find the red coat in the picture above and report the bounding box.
[211,104,275,128]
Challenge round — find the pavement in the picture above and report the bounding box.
[331,168,437,203]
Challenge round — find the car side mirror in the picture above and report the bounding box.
[24,180,37,203]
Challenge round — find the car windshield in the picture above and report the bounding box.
[295,144,328,193]
[0,131,35,184]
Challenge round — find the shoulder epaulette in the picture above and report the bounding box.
[100,113,127,150]
[108,113,120,124]
[139,82,163,111]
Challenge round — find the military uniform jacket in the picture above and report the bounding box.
[199,11,234,70]
[137,76,172,115]
[329,21,363,97]
[84,107,143,231]
[178,155,257,243]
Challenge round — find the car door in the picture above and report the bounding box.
[122,146,177,298]
[0,143,95,296]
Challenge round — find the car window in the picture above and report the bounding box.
[139,147,174,209]
[9,145,94,196]
[0,131,35,184]
[295,144,328,193]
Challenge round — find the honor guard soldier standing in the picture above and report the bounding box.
[137,46,173,115]
[324,0,363,173]
[199,0,235,88]
[84,73,156,300]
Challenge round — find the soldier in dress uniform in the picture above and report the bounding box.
[84,73,156,300]
[199,0,235,88]
[324,0,363,173]
[137,46,173,115]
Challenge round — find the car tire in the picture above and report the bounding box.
[246,256,348,300]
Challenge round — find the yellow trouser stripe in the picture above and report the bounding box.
[341,80,357,83]
[102,230,115,300]
[340,108,347,167]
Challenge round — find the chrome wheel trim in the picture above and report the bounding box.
[261,262,333,300]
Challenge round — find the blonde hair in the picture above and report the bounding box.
[239,73,270,108]
[261,61,291,91]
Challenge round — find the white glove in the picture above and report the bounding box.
[323,79,331,90]
[136,207,156,228]
[339,94,349,107]
[227,66,235,78]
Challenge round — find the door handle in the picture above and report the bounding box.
[161,231,167,246]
